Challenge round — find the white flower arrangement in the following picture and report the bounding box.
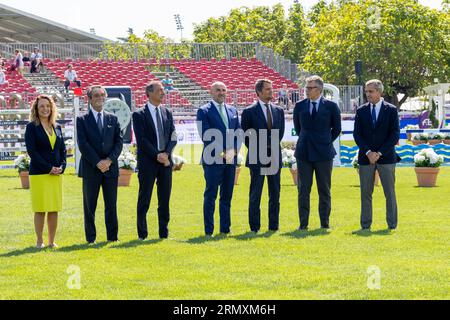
[414,148,444,168]
[282,148,297,169]
[236,154,245,168]
[14,153,30,173]
[352,155,359,169]
[412,133,428,141]
[118,151,137,171]
[172,154,186,166]
[429,132,444,140]
[65,139,74,149]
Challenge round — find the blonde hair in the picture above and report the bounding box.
[29,95,58,127]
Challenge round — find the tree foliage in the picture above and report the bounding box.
[301,0,449,107]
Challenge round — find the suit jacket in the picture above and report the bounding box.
[25,122,67,175]
[293,97,341,162]
[76,110,123,178]
[132,103,177,173]
[353,101,401,165]
[241,101,285,168]
[196,101,241,166]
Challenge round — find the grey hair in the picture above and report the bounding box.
[87,85,107,99]
[365,79,384,93]
[305,75,324,92]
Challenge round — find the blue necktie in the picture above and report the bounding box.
[371,104,377,128]
[311,101,317,120]
[96,113,103,134]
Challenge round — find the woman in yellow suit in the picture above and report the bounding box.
[25,95,66,248]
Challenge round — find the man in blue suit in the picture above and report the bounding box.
[293,76,341,230]
[241,79,285,233]
[196,82,241,236]
[133,81,177,240]
[77,85,123,244]
[353,79,400,231]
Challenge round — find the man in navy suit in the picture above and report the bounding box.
[241,79,285,233]
[133,81,177,240]
[77,85,123,244]
[293,76,341,230]
[353,79,400,231]
[197,82,241,236]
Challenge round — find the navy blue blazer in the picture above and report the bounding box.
[293,97,341,162]
[132,104,177,173]
[353,101,401,165]
[76,110,123,178]
[241,101,285,168]
[25,122,67,175]
[197,101,241,166]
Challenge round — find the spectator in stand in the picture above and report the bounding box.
[0,68,7,85]
[278,84,291,110]
[9,50,24,74]
[22,51,31,65]
[64,64,82,94]
[30,48,43,73]
[162,73,175,93]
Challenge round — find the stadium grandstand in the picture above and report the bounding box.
[0,3,363,116]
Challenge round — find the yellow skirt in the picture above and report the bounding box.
[29,175,63,213]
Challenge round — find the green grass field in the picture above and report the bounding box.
[0,164,449,300]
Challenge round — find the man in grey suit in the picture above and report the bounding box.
[353,79,401,231]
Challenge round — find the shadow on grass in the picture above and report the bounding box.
[233,231,277,241]
[56,241,109,252]
[351,229,396,237]
[185,234,229,244]
[281,228,332,239]
[111,239,163,249]
[0,246,43,258]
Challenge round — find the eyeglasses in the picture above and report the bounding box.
[305,86,319,90]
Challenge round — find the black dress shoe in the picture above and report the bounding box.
[299,226,308,231]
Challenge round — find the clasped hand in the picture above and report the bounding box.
[367,152,380,165]
[223,149,236,164]
[49,167,63,175]
[157,153,170,167]
[97,159,112,173]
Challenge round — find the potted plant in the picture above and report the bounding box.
[352,155,380,186]
[65,139,74,157]
[428,133,443,146]
[404,124,419,141]
[282,148,297,185]
[118,150,137,187]
[172,154,186,171]
[234,154,244,185]
[414,148,444,187]
[412,133,428,146]
[444,133,450,145]
[14,153,30,189]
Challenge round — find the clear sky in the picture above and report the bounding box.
[0,0,444,41]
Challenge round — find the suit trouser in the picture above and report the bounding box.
[83,176,119,243]
[249,167,281,232]
[202,164,236,235]
[359,164,398,229]
[137,165,172,239]
[297,159,333,228]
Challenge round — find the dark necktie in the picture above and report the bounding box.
[96,112,103,134]
[371,104,377,128]
[265,103,273,130]
[156,107,165,151]
[311,101,317,119]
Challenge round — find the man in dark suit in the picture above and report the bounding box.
[353,79,400,231]
[293,75,341,231]
[133,81,177,240]
[241,79,285,233]
[77,85,123,244]
[197,82,241,236]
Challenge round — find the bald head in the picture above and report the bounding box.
[210,82,227,104]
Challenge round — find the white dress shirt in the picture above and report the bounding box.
[370,98,384,121]
[146,102,164,149]
[90,108,104,128]
[258,99,273,123]
[309,96,322,115]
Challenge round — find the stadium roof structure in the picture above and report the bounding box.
[0,3,109,43]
